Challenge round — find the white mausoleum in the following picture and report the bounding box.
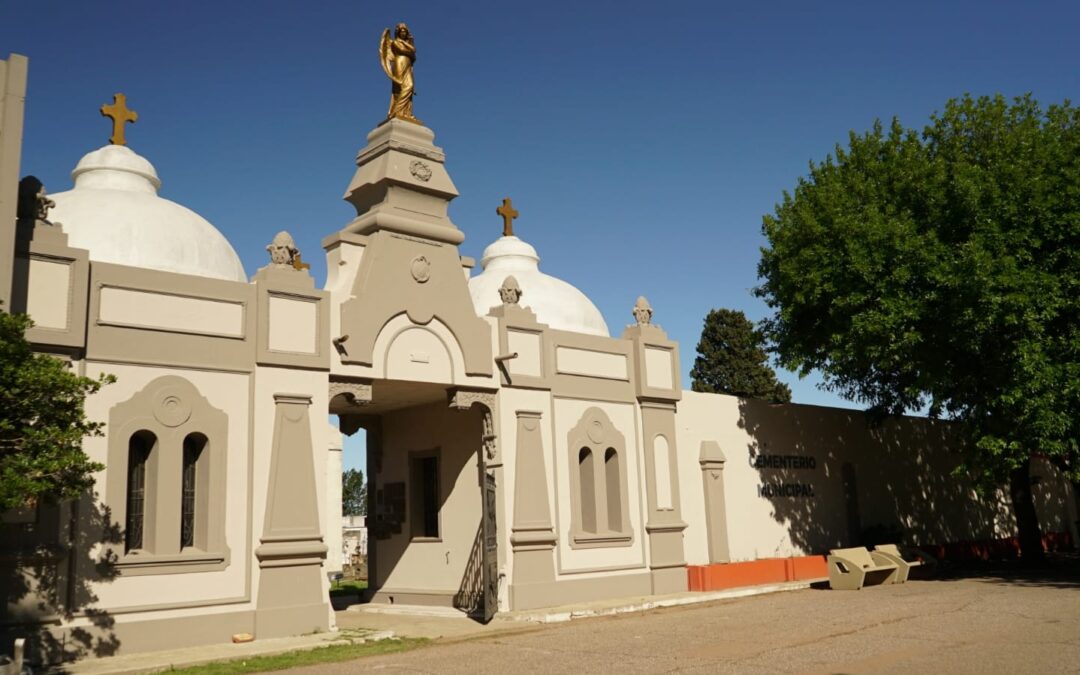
[0,53,1076,666]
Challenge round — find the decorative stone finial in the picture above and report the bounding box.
[497,197,519,237]
[499,275,523,305]
[267,231,299,269]
[16,176,58,228]
[379,23,421,124]
[632,296,653,326]
[100,93,138,146]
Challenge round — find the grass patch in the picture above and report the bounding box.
[164,636,427,674]
[329,579,367,597]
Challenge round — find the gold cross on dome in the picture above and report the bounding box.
[100,93,138,146]
[496,197,519,237]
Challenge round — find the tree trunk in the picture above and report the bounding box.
[1009,459,1044,563]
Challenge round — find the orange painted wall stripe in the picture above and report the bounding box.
[687,531,1074,592]
[687,555,826,592]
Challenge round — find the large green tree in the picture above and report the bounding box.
[690,308,792,403]
[756,94,1080,560]
[0,310,112,511]
[342,467,367,516]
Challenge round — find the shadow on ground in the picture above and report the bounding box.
[924,552,1080,590]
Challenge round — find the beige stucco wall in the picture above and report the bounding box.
[324,423,344,575]
[551,398,647,576]
[373,400,484,595]
[80,361,252,609]
[496,387,553,593]
[0,54,28,309]
[267,295,319,354]
[97,287,245,338]
[1032,454,1079,538]
[25,258,72,330]
[676,391,1077,565]
[249,366,332,613]
[324,236,497,392]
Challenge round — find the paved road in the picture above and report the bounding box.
[299,568,1080,674]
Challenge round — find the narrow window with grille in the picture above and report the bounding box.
[125,431,154,553]
[181,434,206,549]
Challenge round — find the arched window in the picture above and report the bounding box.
[126,431,155,553]
[181,433,207,549]
[579,448,596,533]
[605,448,621,532]
[107,375,230,574]
[567,408,632,548]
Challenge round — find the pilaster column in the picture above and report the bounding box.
[623,307,688,594]
[254,394,330,638]
[639,401,689,594]
[509,410,556,606]
[699,441,730,563]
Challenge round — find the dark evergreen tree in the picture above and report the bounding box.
[690,308,792,403]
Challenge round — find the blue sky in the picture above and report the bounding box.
[4,1,1078,473]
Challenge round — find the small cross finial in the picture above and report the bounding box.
[496,197,519,237]
[100,93,138,146]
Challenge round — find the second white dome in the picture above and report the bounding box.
[468,235,609,337]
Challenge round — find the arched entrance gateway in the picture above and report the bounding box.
[319,115,692,622]
[325,119,502,620]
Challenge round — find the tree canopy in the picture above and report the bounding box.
[756,94,1080,559]
[0,310,111,511]
[690,308,791,403]
[343,467,367,516]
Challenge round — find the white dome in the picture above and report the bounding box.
[468,235,609,336]
[50,145,247,282]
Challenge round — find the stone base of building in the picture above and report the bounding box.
[509,571,653,611]
[650,566,689,594]
[4,607,256,666]
[368,588,458,608]
[254,602,331,640]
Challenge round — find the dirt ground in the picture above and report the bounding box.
[296,561,1080,674]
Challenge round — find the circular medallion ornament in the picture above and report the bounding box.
[587,419,605,444]
[153,386,192,427]
[410,255,431,283]
[409,160,433,182]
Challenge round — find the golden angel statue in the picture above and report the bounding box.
[379,23,420,124]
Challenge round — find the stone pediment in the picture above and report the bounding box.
[334,120,492,379]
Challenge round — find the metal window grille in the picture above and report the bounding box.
[181,436,202,549]
[125,434,151,552]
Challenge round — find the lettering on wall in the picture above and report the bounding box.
[752,454,816,470]
[757,483,815,498]
[752,453,818,499]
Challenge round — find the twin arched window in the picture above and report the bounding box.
[577,447,624,535]
[109,376,229,573]
[124,431,209,554]
[569,408,632,548]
